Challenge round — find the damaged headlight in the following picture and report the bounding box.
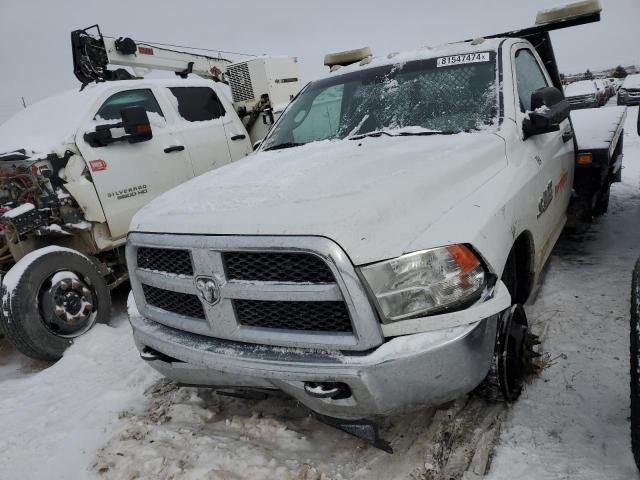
[360,245,486,322]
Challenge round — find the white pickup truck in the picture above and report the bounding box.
[0,26,299,361]
[126,2,625,448]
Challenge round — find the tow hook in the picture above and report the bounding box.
[313,412,393,453]
[303,381,351,400]
[140,346,183,364]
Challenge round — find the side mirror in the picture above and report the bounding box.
[523,86,570,140]
[84,106,152,147]
[121,106,152,144]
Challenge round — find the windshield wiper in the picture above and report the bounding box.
[349,130,452,140]
[262,142,305,151]
[348,131,395,140]
[395,131,446,137]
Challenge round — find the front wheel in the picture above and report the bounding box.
[630,258,640,469]
[0,247,110,361]
[475,305,540,402]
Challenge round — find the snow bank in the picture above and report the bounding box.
[0,312,159,480]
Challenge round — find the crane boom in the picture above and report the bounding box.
[70,25,301,144]
[71,25,232,85]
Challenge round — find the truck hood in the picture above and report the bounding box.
[132,132,506,265]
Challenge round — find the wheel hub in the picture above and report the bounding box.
[497,304,541,402]
[41,272,96,336]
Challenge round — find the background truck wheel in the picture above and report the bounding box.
[0,247,110,361]
[630,258,640,469]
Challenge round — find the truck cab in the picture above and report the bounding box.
[0,78,252,253]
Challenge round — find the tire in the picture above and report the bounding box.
[630,258,640,469]
[474,304,539,403]
[0,247,110,361]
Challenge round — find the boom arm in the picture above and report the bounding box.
[71,25,232,85]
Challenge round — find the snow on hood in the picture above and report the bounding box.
[131,133,506,265]
[0,88,93,155]
[622,73,640,89]
[564,80,597,97]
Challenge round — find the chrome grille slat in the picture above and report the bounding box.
[136,269,195,294]
[221,281,342,301]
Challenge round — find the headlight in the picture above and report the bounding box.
[360,245,486,322]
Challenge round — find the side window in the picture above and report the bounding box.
[292,84,344,143]
[169,87,225,122]
[514,49,549,111]
[95,89,164,121]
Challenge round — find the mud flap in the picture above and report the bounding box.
[313,413,393,453]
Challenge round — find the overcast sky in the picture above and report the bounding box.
[0,0,638,124]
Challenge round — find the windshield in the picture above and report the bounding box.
[262,52,498,150]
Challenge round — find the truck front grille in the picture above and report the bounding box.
[127,234,384,351]
[234,299,352,332]
[137,247,193,276]
[223,251,335,283]
[142,284,205,319]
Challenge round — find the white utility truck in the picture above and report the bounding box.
[0,25,299,360]
[126,1,627,450]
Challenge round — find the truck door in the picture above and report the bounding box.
[512,47,574,260]
[76,87,193,240]
[165,86,237,176]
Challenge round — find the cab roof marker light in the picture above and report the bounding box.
[535,0,602,26]
[324,47,372,69]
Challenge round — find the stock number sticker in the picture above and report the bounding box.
[436,52,490,67]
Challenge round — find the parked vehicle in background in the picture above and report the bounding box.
[0,26,300,361]
[594,79,611,104]
[618,73,640,106]
[125,1,626,449]
[565,79,599,109]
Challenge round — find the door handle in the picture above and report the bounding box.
[164,145,185,153]
[230,134,246,141]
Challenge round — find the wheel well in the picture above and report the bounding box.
[507,232,535,305]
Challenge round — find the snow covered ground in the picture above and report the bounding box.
[0,106,639,480]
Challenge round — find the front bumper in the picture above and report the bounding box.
[130,301,501,420]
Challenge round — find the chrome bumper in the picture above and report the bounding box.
[130,307,500,419]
